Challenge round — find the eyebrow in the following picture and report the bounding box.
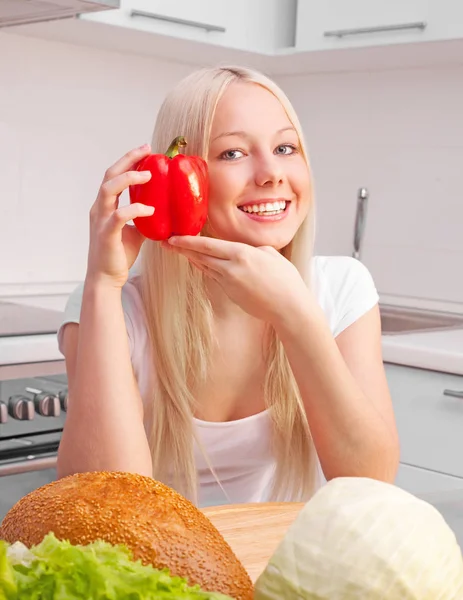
[211,126,296,142]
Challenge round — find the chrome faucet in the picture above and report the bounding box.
[352,187,369,260]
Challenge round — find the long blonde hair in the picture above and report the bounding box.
[140,65,317,505]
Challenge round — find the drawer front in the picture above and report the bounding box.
[296,0,428,51]
[386,363,463,477]
[295,0,463,52]
[123,0,227,37]
[81,0,296,54]
[395,463,463,496]
[81,0,228,47]
[0,467,56,521]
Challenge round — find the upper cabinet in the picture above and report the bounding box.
[10,0,463,74]
[296,0,463,52]
[80,0,297,54]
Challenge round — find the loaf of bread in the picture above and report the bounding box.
[0,471,253,600]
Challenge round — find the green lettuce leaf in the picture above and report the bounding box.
[0,540,17,600]
[0,533,233,600]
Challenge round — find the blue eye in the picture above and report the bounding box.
[220,149,245,160]
[275,144,297,155]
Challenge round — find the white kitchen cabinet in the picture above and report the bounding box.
[80,0,297,54]
[0,468,57,521]
[385,363,463,478]
[296,0,463,52]
[395,463,463,496]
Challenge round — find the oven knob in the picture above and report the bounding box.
[34,392,61,417]
[59,390,68,412]
[8,395,35,420]
[0,401,7,423]
[25,387,61,417]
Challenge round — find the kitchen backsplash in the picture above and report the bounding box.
[0,32,192,300]
[279,67,463,313]
[1,32,462,312]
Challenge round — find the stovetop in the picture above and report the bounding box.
[0,302,64,338]
[0,374,67,462]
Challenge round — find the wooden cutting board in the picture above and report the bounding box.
[202,502,304,582]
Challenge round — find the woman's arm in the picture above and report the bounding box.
[57,281,153,479]
[273,298,400,482]
[57,144,156,479]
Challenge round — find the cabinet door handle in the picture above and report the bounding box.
[130,10,226,33]
[443,389,463,399]
[324,21,427,39]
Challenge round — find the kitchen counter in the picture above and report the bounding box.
[203,489,463,582]
[382,328,463,376]
[1,315,463,374]
[0,333,63,366]
[1,294,462,375]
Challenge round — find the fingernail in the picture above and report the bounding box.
[168,237,178,245]
[139,143,150,150]
[140,170,151,177]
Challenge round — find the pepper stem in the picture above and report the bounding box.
[165,136,187,159]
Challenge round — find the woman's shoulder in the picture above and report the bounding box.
[311,254,375,285]
[310,255,379,337]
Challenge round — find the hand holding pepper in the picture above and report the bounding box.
[129,136,209,241]
[86,144,155,290]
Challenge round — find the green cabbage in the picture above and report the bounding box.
[254,477,463,600]
[0,532,233,600]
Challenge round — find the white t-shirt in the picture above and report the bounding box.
[58,256,379,507]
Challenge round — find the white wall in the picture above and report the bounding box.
[276,67,463,312]
[0,32,193,298]
[1,31,462,311]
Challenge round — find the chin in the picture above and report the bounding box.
[206,210,306,249]
[246,232,294,250]
[219,227,297,250]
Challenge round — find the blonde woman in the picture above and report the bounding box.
[57,66,400,507]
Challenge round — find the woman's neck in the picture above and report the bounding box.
[205,277,245,319]
[204,277,266,334]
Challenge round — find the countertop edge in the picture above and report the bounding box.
[382,340,463,376]
[1,331,462,377]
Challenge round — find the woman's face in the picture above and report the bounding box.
[206,81,311,249]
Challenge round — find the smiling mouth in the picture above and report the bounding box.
[238,200,288,216]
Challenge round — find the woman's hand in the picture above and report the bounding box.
[86,144,155,289]
[163,236,311,324]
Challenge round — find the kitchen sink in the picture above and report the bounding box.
[380,305,463,335]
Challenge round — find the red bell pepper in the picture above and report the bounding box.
[129,136,209,241]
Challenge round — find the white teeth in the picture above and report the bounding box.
[240,201,287,214]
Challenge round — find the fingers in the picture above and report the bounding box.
[188,258,220,280]
[103,144,151,182]
[163,243,225,274]
[94,170,151,219]
[106,203,154,236]
[92,145,153,218]
[167,235,240,260]
[101,169,152,199]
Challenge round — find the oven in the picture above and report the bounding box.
[0,301,68,521]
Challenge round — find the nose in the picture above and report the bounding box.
[253,153,284,187]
